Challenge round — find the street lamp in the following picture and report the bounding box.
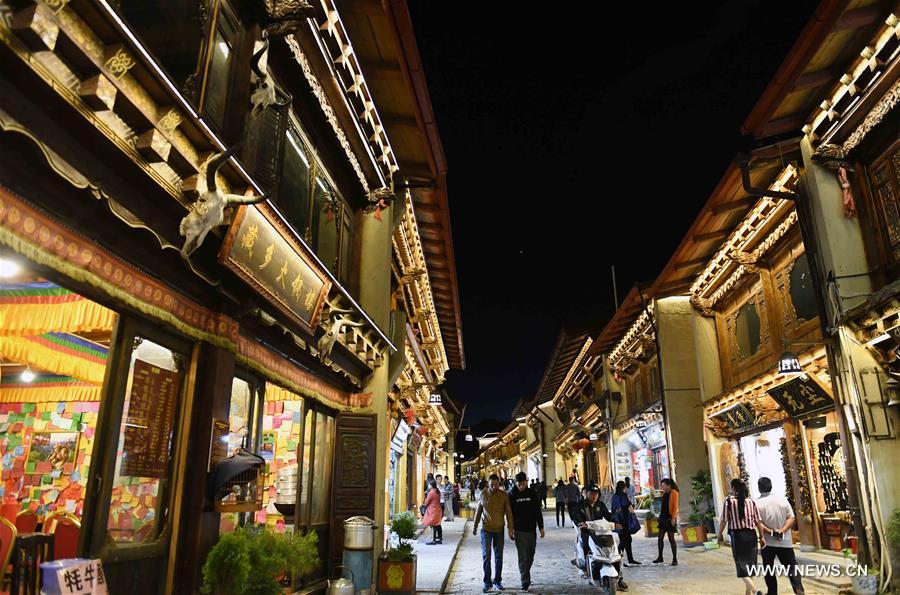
[777,351,803,375]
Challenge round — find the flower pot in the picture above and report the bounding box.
[851,573,878,595]
[377,556,417,594]
[644,518,659,537]
[680,524,707,547]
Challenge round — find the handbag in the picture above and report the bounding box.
[420,504,426,516]
[628,512,641,535]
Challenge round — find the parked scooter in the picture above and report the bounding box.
[573,519,624,594]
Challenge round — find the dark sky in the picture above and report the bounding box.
[407,1,819,424]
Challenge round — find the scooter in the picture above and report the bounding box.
[573,519,623,594]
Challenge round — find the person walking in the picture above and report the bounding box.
[564,476,581,515]
[442,475,454,521]
[474,473,514,593]
[612,480,640,566]
[570,485,628,591]
[756,477,804,595]
[423,480,443,545]
[553,479,567,527]
[717,478,767,595]
[539,479,548,510]
[453,481,461,516]
[653,477,680,566]
[509,472,544,591]
[624,476,635,500]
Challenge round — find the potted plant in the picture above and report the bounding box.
[201,525,320,595]
[644,510,659,537]
[843,548,879,595]
[377,511,417,594]
[680,470,714,547]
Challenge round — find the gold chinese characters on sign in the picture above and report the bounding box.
[220,205,331,333]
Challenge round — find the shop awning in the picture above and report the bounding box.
[0,333,108,385]
[0,282,116,336]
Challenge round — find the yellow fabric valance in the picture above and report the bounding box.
[0,297,116,336]
[0,335,107,384]
[265,383,304,405]
[0,384,102,403]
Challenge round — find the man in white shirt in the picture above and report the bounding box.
[756,477,805,595]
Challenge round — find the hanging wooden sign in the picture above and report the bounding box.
[767,375,833,418]
[220,204,331,333]
[709,402,757,431]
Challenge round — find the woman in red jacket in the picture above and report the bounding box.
[423,480,443,544]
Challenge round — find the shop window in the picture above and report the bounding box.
[0,254,115,534]
[202,16,237,132]
[788,254,817,323]
[735,300,762,359]
[115,1,206,100]
[866,141,900,270]
[106,336,186,544]
[274,125,353,284]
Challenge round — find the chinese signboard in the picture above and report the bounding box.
[767,375,834,418]
[391,420,410,453]
[220,205,331,333]
[56,559,107,594]
[710,403,757,431]
[122,360,180,478]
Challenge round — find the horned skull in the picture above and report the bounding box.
[179,145,268,258]
[250,32,291,118]
[317,307,365,363]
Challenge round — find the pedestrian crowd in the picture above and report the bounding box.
[417,470,803,594]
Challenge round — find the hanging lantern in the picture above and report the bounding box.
[405,407,415,424]
[777,351,802,375]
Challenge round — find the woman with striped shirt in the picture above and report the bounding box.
[717,479,767,595]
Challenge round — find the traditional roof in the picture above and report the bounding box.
[534,328,593,405]
[741,0,896,140]
[340,0,465,369]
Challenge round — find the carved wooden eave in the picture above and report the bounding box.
[608,303,655,372]
[310,0,399,185]
[688,166,799,312]
[1,1,256,207]
[616,411,663,436]
[704,345,831,418]
[804,13,900,147]
[392,192,449,382]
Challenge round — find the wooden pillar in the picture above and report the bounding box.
[170,343,235,594]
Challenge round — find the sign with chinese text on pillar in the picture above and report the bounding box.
[767,375,834,418]
[220,205,331,333]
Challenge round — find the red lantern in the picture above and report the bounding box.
[573,438,591,452]
[405,408,415,424]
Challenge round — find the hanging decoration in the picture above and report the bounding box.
[0,374,101,402]
[779,437,795,512]
[0,282,116,336]
[790,432,812,516]
[0,333,108,384]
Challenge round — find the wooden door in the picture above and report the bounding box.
[329,414,377,570]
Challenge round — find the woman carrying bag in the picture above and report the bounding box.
[423,480,444,544]
[611,481,641,566]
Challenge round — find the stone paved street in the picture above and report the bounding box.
[442,509,843,594]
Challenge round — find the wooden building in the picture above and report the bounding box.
[0,0,462,592]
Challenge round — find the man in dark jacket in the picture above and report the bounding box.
[564,476,581,509]
[570,485,627,591]
[509,472,544,591]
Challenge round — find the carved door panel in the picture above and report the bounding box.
[329,413,377,570]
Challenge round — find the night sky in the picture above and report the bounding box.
[407,1,820,424]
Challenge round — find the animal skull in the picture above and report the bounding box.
[250,32,291,119]
[179,145,268,258]
[317,307,365,363]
